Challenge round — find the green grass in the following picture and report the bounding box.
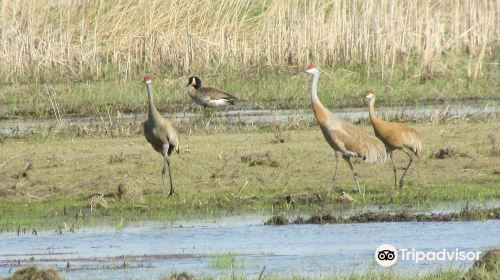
[462,249,500,280]
[0,121,498,230]
[1,66,498,119]
[208,253,241,270]
[115,214,126,232]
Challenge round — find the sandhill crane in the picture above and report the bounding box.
[365,89,422,189]
[305,65,386,193]
[186,76,238,108]
[142,76,180,197]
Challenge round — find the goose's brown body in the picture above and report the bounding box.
[186,76,238,108]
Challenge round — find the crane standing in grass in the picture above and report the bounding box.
[142,76,179,197]
[364,89,422,189]
[305,65,386,193]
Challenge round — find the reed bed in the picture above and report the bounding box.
[1,0,499,83]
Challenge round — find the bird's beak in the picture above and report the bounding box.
[185,82,191,87]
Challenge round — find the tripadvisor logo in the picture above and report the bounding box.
[375,244,481,267]
[375,244,397,267]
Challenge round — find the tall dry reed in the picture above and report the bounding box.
[0,0,498,83]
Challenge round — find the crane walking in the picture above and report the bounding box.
[142,76,180,197]
[305,65,386,193]
[364,89,422,189]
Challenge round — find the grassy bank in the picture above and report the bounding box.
[0,121,498,230]
[1,66,499,119]
[265,207,500,225]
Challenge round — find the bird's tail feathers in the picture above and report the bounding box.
[362,137,387,164]
[403,130,423,156]
[230,97,248,104]
[411,138,423,156]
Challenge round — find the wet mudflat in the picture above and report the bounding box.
[1,216,499,279]
[0,101,496,135]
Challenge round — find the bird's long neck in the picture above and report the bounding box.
[146,83,160,120]
[194,79,201,89]
[309,72,330,124]
[368,98,380,126]
[187,86,197,97]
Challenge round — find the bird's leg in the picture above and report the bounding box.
[161,157,166,198]
[388,151,398,190]
[343,155,361,193]
[201,106,209,118]
[398,149,414,189]
[332,151,340,185]
[164,153,175,197]
[201,105,211,120]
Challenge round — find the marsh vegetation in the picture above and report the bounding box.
[1,1,499,119]
[0,120,498,230]
[0,1,499,278]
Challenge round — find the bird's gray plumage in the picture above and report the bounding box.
[142,76,179,197]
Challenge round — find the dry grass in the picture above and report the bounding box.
[0,0,498,83]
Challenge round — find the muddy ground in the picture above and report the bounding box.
[0,121,499,229]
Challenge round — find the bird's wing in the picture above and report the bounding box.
[330,123,387,163]
[400,126,423,155]
[199,87,237,100]
[151,119,180,154]
[166,125,180,154]
[143,121,159,145]
[375,120,423,156]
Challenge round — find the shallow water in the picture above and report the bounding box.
[0,101,496,135]
[1,216,499,279]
